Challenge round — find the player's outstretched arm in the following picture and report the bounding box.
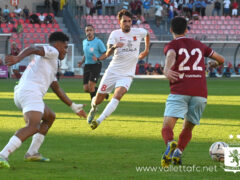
[138,33,150,60]
[208,52,225,68]
[163,49,180,83]
[5,45,44,66]
[50,81,87,118]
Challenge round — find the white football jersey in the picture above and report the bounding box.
[15,45,59,96]
[106,28,147,76]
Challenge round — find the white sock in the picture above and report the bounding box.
[0,135,22,158]
[26,133,45,155]
[91,96,97,107]
[97,98,119,124]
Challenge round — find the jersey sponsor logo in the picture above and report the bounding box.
[185,74,202,78]
[90,47,94,52]
[122,40,137,52]
[179,73,184,79]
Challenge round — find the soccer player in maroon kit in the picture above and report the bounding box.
[161,17,225,167]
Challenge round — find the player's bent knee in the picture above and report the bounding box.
[26,124,40,134]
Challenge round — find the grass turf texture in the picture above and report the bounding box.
[0,78,240,180]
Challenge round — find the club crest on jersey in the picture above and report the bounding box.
[133,36,137,41]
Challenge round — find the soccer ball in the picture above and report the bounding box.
[209,142,229,162]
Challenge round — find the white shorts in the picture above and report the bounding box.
[232,9,238,16]
[97,72,133,94]
[14,87,45,114]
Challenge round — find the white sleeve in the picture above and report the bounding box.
[107,31,116,45]
[43,45,59,60]
[138,28,148,39]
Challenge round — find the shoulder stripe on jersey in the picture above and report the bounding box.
[208,50,214,57]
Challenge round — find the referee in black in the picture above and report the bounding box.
[78,24,107,100]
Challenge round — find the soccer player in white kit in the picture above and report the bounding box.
[87,9,150,129]
[0,32,86,168]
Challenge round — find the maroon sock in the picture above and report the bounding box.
[178,128,192,152]
[161,126,174,145]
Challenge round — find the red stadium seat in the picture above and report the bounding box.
[39,33,45,39]
[35,39,42,43]
[43,28,49,33]
[53,24,59,28]
[34,24,40,28]
[29,39,35,44]
[15,38,21,44]
[209,25,215,30]
[47,24,53,28]
[36,28,42,33]
[49,13,54,18]
[19,19,25,24]
[110,15,116,20]
[107,19,112,24]
[1,23,7,28]
[24,33,31,38]
[12,33,18,38]
[217,29,223,34]
[98,15,104,19]
[104,15,110,20]
[212,29,218,34]
[41,23,47,28]
[49,28,55,33]
[86,15,92,20]
[95,20,101,24]
[29,28,35,33]
[33,33,39,38]
[97,24,103,29]
[27,24,33,28]
[2,28,10,33]
[103,24,109,29]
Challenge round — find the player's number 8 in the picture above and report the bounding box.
[101,84,107,91]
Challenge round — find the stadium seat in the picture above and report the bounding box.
[1,23,7,28]
[29,28,35,33]
[110,15,116,20]
[41,24,47,28]
[39,33,45,39]
[98,15,104,19]
[97,24,103,29]
[2,28,10,33]
[53,24,60,28]
[47,24,53,28]
[36,28,42,33]
[19,19,25,24]
[107,19,112,24]
[27,24,33,28]
[33,33,39,38]
[34,24,40,28]
[12,33,18,38]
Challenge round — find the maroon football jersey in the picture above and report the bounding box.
[164,37,214,98]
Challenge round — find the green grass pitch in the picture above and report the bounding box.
[0,78,240,180]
